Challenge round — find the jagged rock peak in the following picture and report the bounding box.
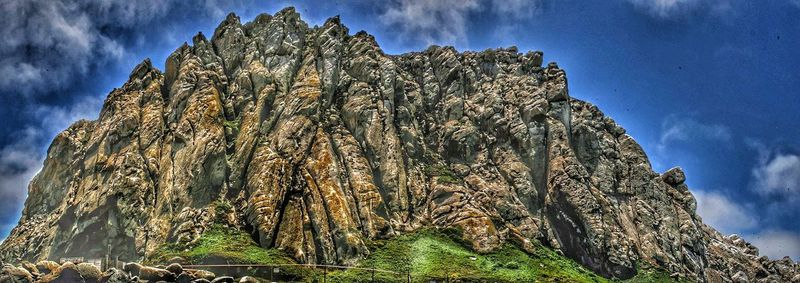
[1,7,797,283]
[129,58,155,80]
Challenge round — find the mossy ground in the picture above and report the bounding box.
[423,164,462,184]
[622,263,690,283]
[327,229,608,282]
[147,225,311,279]
[150,226,682,282]
[222,116,241,130]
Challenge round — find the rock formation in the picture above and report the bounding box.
[0,7,797,282]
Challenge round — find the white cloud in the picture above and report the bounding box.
[694,190,757,233]
[0,0,236,93]
[694,186,799,260]
[627,0,700,18]
[379,0,541,46]
[747,140,800,203]
[490,0,542,20]
[657,114,731,151]
[626,0,733,19]
[33,95,103,134]
[380,0,481,46]
[744,230,800,260]
[751,153,800,197]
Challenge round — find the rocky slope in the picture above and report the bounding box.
[1,7,797,282]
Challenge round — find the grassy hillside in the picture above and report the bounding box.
[147,225,309,279]
[149,226,683,282]
[327,229,606,282]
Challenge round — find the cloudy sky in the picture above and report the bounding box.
[1,0,798,260]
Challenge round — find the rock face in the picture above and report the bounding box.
[0,7,796,282]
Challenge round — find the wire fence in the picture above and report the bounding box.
[183,263,399,274]
[181,263,412,282]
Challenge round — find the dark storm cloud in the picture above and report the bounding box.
[0,95,103,240]
[0,128,41,230]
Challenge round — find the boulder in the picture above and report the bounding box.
[18,262,39,277]
[98,268,132,283]
[35,261,60,275]
[732,271,749,283]
[76,263,101,283]
[175,272,193,283]
[167,257,189,265]
[661,167,686,186]
[210,276,234,283]
[122,263,175,282]
[40,262,82,283]
[188,270,216,281]
[1,265,33,282]
[166,263,183,275]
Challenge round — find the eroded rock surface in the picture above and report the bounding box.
[1,7,796,282]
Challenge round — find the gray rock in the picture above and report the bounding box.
[122,263,175,282]
[0,265,33,283]
[45,262,83,282]
[165,263,183,276]
[167,257,188,265]
[35,261,59,275]
[76,263,101,283]
[732,271,749,283]
[661,167,686,185]
[18,262,38,277]
[210,276,234,283]
[188,270,216,281]
[99,268,133,283]
[175,272,193,283]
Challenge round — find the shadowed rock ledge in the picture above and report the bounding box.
[1,7,797,282]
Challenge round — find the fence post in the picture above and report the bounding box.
[407,259,412,283]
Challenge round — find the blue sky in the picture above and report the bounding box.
[1,0,798,260]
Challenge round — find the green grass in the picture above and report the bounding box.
[327,229,609,283]
[148,225,293,265]
[149,226,684,282]
[423,164,462,184]
[223,116,241,130]
[147,225,312,279]
[622,263,690,283]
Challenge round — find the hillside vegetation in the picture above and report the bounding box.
[150,227,681,282]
